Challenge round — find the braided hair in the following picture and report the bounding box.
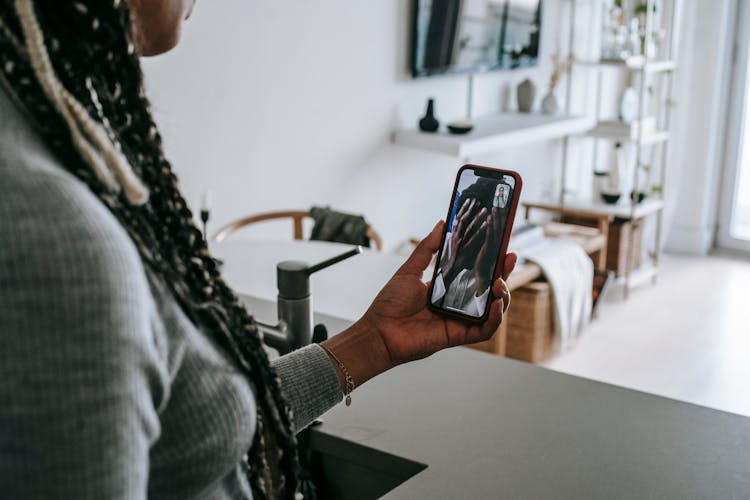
[0,1,300,497]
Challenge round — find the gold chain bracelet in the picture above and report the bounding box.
[320,344,355,406]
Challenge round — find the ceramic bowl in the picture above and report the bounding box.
[600,192,621,205]
[446,120,474,135]
[631,191,647,204]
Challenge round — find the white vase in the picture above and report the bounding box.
[619,87,638,124]
[541,91,559,115]
[612,142,631,195]
[593,171,609,199]
[516,79,536,113]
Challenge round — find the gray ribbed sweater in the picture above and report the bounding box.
[0,88,343,499]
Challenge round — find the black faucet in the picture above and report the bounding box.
[257,246,362,355]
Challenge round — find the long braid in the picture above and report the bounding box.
[15,0,123,195]
[0,1,301,498]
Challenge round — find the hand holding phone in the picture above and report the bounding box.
[323,224,517,388]
[429,165,522,322]
[323,166,520,386]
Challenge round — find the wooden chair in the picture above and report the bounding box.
[212,210,384,251]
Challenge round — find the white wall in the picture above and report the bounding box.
[145,0,729,254]
[664,0,735,254]
[142,0,572,250]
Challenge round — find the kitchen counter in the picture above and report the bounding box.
[217,242,750,499]
[313,346,750,499]
[242,294,750,499]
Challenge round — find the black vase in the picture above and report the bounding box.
[419,98,440,132]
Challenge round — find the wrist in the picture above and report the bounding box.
[320,317,392,395]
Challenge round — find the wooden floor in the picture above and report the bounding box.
[544,252,750,417]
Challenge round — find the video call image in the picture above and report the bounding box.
[431,170,516,318]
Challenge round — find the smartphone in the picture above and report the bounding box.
[428,165,522,323]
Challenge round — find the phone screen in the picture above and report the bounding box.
[430,168,517,319]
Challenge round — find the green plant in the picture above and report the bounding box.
[548,51,574,91]
[633,2,656,18]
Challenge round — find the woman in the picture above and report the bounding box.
[494,185,509,209]
[0,1,515,498]
[432,179,506,316]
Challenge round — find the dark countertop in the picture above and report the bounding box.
[313,347,750,499]
[242,296,750,499]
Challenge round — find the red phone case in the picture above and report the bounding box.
[427,164,523,323]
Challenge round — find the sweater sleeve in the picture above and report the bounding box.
[0,174,168,499]
[271,344,343,432]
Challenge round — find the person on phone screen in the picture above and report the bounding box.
[494,184,509,209]
[494,182,512,235]
[431,178,505,316]
[0,2,518,498]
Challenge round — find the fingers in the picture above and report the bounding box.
[493,278,511,313]
[454,199,476,236]
[463,216,489,250]
[462,207,487,243]
[469,209,491,243]
[479,297,504,339]
[502,252,518,281]
[398,220,444,276]
[491,209,502,234]
[457,198,472,220]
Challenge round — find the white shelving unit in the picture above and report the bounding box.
[576,57,677,73]
[526,197,664,220]
[392,0,680,299]
[548,0,683,298]
[393,113,594,159]
[587,124,670,145]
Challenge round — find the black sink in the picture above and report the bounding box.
[310,428,426,499]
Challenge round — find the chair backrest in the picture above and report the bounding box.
[212,210,383,250]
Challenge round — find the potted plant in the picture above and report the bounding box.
[542,51,574,115]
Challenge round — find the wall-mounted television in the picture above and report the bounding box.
[411,0,542,78]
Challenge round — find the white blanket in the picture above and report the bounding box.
[522,240,593,352]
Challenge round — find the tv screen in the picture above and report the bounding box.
[411,0,542,78]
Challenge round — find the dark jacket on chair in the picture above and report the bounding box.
[309,205,371,248]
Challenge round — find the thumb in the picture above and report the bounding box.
[502,252,518,281]
[397,220,444,277]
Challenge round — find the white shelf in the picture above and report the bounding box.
[576,57,676,74]
[393,113,595,158]
[642,60,678,73]
[586,122,670,145]
[525,197,664,220]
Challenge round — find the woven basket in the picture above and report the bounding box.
[505,281,556,364]
[607,218,643,276]
[562,215,643,276]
